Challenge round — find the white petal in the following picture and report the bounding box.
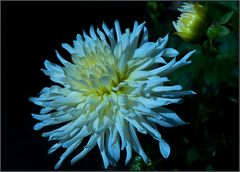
[130,21,145,49]
[133,42,156,58]
[159,90,196,98]
[156,107,186,126]
[114,20,121,42]
[72,41,85,57]
[139,26,148,47]
[115,114,127,150]
[140,121,161,140]
[102,22,116,47]
[120,30,130,52]
[125,142,132,165]
[152,85,182,92]
[146,76,169,88]
[162,48,179,57]
[150,57,176,75]
[156,34,168,52]
[118,52,128,75]
[62,43,75,54]
[172,50,196,68]
[55,50,70,66]
[153,54,167,64]
[48,141,64,155]
[95,116,113,134]
[71,133,99,165]
[137,97,181,108]
[54,139,82,169]
[105,127,120,166]
[129,124,149,163]
[161,50,196,76]
[97,133,110,168]
[62,126,90,148]
[76,34,83,42]
[90,25,97,40]
[159,139,170,158]
[97,28,107,44]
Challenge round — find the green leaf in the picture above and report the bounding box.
[216,26,230,37]
[129,156,144,171]
[206,25,218,40]
[207,25,230,39]
[219,11,234,25]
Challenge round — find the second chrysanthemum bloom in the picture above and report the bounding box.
[30,20,195,169]
[172,2,209,41]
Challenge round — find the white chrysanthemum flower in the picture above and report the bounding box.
[29,20,196,169]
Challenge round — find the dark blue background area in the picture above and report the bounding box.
[1,1,239,171]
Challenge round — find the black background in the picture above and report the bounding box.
[1,1,149,170]
[1,1,239,171]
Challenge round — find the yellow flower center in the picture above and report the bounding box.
[65,43,129,97]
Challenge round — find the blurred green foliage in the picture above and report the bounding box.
[129,1,239,170]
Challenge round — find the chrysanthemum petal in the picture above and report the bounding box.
[71,133,99,165]
[137,97,181,108]
[139,27,148,47]
[155,34,168,52]
[129,124,149,163]
[125,142,132,165]
[159,90,196,98]
[162,48,179,57]
[130,21,145,49]
[97,133,110,168]
[102,22,116,47]
[105,127,120,166]
[114,20,121,43]
[123,115,147,134]
[55,139,82,169]
[115,114,127,150]
[62,43,75,54]
[90,25,98,40]
[159,139,171,158]
[76,34,83,43]
[152,85,182,92]
[55,50,70,66]
[62,126,88,148]
[133,42,155,58]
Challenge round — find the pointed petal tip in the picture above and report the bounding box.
[33,123,43,131]
[54,163,60,170]
[54,158,64,170]
[103,163,109,169]
[192,49,197,53]
[28,97,34,102]
[159,139,171,159]
[141,21,146,25]
[191,91,197,95]
[70,158,77,166]
[31,113,39,118]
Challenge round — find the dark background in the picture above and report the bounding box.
[1,1,148,170]
[1,1,239,171]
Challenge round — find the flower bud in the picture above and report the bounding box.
[172,2,209,41]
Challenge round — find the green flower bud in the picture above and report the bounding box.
[172,2,209,42]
